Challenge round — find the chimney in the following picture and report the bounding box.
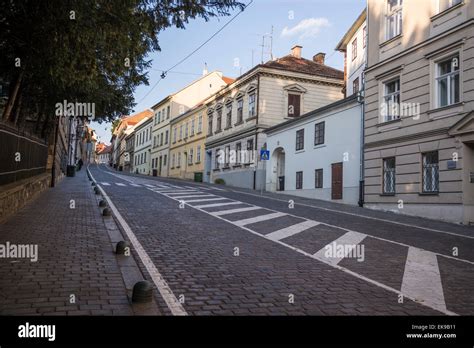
[313,52,326,64]
[291,45,302,59]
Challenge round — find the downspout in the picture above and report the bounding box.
[358,7,368,208]
[253,73,260,191]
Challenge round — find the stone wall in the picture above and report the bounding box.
[0,173,52,223]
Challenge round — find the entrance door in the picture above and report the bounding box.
[331,162,343,200]
[158,156,162,176]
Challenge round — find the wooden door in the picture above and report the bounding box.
[331,162,343,200]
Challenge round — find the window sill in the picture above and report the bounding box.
[295,149,305,154]
[379,193,396,197]
[246,116,257,122]
[195,161,201,165]
[377,118,402,132]
[212,169,220,172]
[214,130,222,134]
[380,34,403,48]
[314,144,326,149]
[428,102,464,119]
[431,2,464,21]
[232,164,242,168]
[224,126,232,130]
[223,166,231,170]
[419,192,439,196]
[234,121,244,126]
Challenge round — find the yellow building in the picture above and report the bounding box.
[168,102,208,181]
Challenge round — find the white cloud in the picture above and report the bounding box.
[281,18,330,39]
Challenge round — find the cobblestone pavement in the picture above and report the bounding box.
[89,164,474,316]
[0,169,138,315]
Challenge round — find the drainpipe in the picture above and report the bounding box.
[357,91,365,207]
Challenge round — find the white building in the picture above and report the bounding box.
[265,95,362,205]
[205,46,345,190]
[336,9,367,97]
[133,116,153,175]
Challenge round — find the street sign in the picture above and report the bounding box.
[260,150,270,161]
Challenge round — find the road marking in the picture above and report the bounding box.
[130,184,141,187]
[144,184,156,188]
[233,212,287,227]
[194,202,242,209]
[101,182,110,186]
[88,168,187,316]
[115,183,126,186]
[171,194,216,200]
[266,220,320,241]
[313,231,367,266]
[212,206,261,216]
[165,191,205,196]
[181,197,231,203]
[401,247,447,313]
[229,190,474,240]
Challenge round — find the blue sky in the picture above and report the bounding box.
[92,0,365,144]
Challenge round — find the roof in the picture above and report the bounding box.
[97,145,112,155]
[114,109,153,135]
[222,76,235,85]
[265,94,359,134]
[335,9,367,51]
[261,55,344,80]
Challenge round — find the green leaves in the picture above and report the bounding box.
[0,0,244,135]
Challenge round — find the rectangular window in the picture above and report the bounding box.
[191,119,195,135]
[185,122,189,138]
[236,142,241,164]
[246,139,254,163]
[179,124,183,140]
[153,136,157,148]
[173,127,177,143]
[225,146,230,166]
[363,26,367,48]
[177,152,181,168]
[216,109,222,132]
[383,78,400,122]
[226,105,232,128]
[352,38,357,61]
[189,149,193,165]
[167,105,170,119]
[315,169,323,189]
[165,130,169,144]
[198,115,203,133]
[296,129,304,151]
[296,171,303,190]
[160,133,163,146]
[248,93,256,118]
[163,155,167,166]
[157,111,161,123]
[439,0,462,12]
[353,77,360,95]
[215,149,221,169]
[386,0,403,40]
[196,145,201,163]
[422,152,439,193]
[237,98,243,123]
[208,116,213,136]
[383,157,396,194]
[314,122,325,146]
[288,94,301,117]
[171,153,175,168]
[436,55,460,108]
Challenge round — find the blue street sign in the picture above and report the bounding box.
[260,150,270,161]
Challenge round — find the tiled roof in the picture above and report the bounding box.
[222,76,235,85]
[262,55,344,80]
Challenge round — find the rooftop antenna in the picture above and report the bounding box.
[259,26,274,63]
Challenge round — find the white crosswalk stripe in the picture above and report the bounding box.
[233,212,287,227]
[265,220,320,241]
[212,206,261,216]
[171,194,215,200]
[194,202,242,209]
[130,183,141,187]
[313,231,367,266]
[181,197,230,203]
[115,183,126,186]
[101,182,110,186]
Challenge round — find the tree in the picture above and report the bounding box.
[0,0,245,138]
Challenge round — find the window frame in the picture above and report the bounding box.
[352,37,358,61]
[435,54,461,108]
[296,171,303,190]
[386,0,403,41]
[422,151,439,193]
[287,93,301,118]
[315,169,323,189]
[248,93,256,118]
[295,129,305,151]
[314,121,325,146]
[382,78,401,122]
[236,98,244,123]
[382,157,396,194]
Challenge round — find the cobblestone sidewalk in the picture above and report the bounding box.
[0,169,139,315]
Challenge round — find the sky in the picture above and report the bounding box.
[91,0,366,144]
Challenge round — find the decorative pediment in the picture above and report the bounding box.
[245,83,257,94]
[224,97,233,105]
[234,90,245,100]
[283,83,307,93]
[449,111,474,136]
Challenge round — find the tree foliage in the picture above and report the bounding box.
[0,0,244,138]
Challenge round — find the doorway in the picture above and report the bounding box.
[331,162,343,200]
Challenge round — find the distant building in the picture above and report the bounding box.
[133,117,153,175]
[205,45,345,190]
[97,145,112,164]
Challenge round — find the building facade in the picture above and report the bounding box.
[265,95,362,205]
[168,102,207,181]
[364,0,474,224]
[133,117,153,175]
[150,71,233,177]
[205,46,345,190]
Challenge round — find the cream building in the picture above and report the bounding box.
[364,0,474,224]
[150,71,233,177]
[205,46,345,189]
[133,116,153,175]
[168,102,208,181]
